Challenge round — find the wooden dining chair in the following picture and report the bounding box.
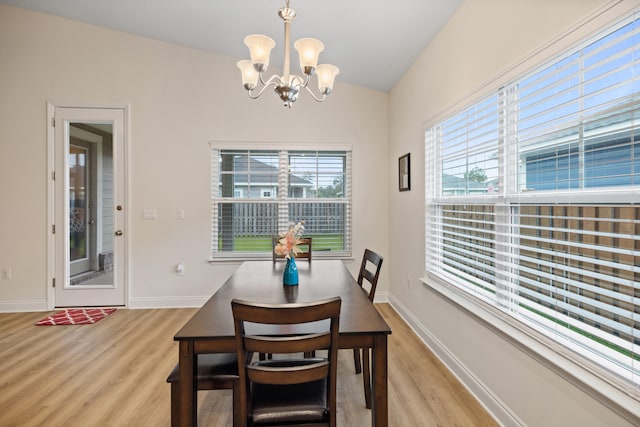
[264,235,315,361]
[166,353,240,426]
[272,236,312,263]
[353,248,383,409]
[231,297,341,427]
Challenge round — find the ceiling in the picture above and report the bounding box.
[1,0,462,91]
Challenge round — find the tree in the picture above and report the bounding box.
[464,167,487,183]
[317,176,344,197]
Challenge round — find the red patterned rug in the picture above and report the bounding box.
[35,308,117,326]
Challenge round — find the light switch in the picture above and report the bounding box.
[143,209,157,220]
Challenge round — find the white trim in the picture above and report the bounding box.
[128,296,210,309]
[388,295,521,427]
[0,299,49,313]
[208,254,355,263]
[46,102,55,311]
[371,290,389,303]
[46,102,131,309]
[416,275,640,424]
[422,0,637,130]
[210,140,352,152]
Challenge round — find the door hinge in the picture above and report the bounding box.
[52,224,55,234]
[51,171,55,180]
[51,117,55,127]
[52,278,56,288]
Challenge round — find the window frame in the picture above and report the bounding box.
[209,141,352,261]
[424,8,640,403]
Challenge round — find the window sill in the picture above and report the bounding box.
[420,273,640,424]
[208,254,354,264]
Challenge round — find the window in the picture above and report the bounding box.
[426,13,640,389]
[211,145,351,259]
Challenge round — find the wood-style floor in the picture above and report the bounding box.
[0,304,498,426]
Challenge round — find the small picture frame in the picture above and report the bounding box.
[399,153,411,191]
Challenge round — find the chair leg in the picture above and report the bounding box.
[353,348,362,374]
[231,380,242,427]
[170,381,179,427]
[362,348,372,409]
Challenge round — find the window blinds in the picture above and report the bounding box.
[211,147,351,258]
[426,12,640,387]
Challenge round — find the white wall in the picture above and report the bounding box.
[0,4,389,310]
[388,0,640,426]
[6,1,639,424]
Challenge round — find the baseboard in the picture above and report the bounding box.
[372,290,389,303]
[0,299,49,313]
[127,296,210,309]
[388,294,522,427]
[129,291,389,309]
[0,292,386,312]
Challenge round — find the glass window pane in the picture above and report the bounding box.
[213,148,351,257]
[289,151,346,198]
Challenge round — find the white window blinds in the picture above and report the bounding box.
[211,146,351,258]
[426,12,640,389]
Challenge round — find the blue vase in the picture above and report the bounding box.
[283,256,299,286]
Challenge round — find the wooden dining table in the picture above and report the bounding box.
[173,259,392,426]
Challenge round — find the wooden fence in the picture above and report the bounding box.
[218,201,346,236]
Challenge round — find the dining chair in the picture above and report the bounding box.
[166,353,240,426]
[231,296,341,427]
[263,235,314,361]
[272,236,312,263]
[353,248,383,409]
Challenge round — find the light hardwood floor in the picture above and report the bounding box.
[0,304,498,426]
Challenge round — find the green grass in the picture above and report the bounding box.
[460,275,640,362]
[522,304,640,362]
[219,235,344,252]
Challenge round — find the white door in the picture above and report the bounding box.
[50,106,127,307]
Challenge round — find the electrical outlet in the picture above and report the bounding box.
[407,275,412,289]
[1,267,11,280]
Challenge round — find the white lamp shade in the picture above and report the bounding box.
[237,60,259,89]
[244,34,275,69]
[294,38,324,73]
[316,64,340,94]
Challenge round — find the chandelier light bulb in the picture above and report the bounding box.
[294,38,324,75]
[244,34,275,71]
[316,64,340,94]
[237,60,259,90]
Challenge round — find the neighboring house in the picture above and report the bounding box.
[219,156,313,199]
[442,173,499,195]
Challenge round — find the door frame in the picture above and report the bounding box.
[46,102,130,310]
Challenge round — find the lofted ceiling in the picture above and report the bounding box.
[0,0,462,91]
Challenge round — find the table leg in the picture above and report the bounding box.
[178,341,196,426]
[371,335,388,427]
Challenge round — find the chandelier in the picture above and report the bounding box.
[236,0,340,108]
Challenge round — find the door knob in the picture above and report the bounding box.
[115,230,123,236]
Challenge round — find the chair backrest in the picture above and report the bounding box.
[272,236,312,263]
[296,237,312,261]
[357,249,383,302]
[232,297,341,426]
